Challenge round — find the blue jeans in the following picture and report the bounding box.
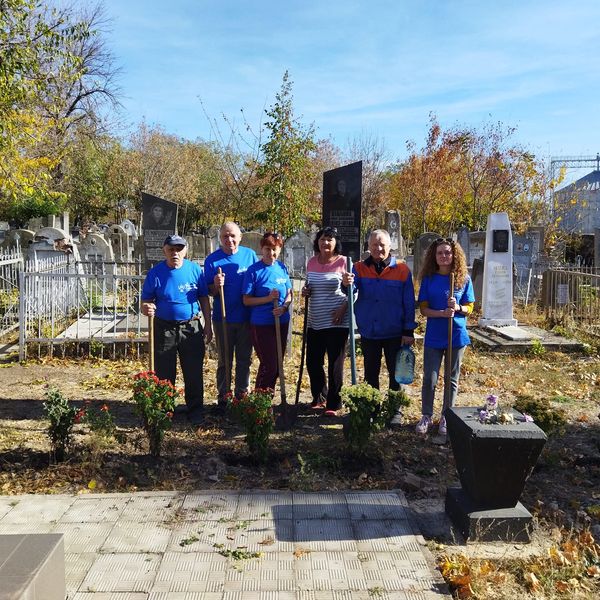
[420,345,466,417]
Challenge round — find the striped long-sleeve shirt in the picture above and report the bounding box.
[306,255,349,330]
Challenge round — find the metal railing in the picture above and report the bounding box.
[19,270,146,360]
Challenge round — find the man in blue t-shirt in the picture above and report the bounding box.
[141,235,212,426]
[204,222,258,412]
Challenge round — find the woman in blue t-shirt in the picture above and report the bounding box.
[416,239,475,436]
[242,233,292,391]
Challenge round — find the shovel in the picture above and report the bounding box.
[217,267,231,395]
[274,298,297,430]
[148,314,155,373]
[346,256,357,384]
[443,273,455,416]
[294,294,309,405]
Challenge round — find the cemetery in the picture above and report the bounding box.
[1,3,599,595]
[0,200,599,599]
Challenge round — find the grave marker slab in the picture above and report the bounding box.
[141,192,177,269]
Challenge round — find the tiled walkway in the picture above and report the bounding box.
[0,490,450,599]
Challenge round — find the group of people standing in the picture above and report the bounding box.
[141,222,474,435]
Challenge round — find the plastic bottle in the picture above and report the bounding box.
[395,345,415,385]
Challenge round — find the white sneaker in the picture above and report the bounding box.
[438,416,447,436]
[389,410,402,428]
[415,415,432,435]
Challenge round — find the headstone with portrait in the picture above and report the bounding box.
[479,212,518,327]
[141,192,177,269]
[322,161,362,262]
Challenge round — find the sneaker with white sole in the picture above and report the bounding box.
[415,415,432,435]
[389,410,403,428]
[438,415,447,436]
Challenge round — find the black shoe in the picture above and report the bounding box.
[173,404,188,415]
[187,407,204,427]
[213,402,227,416]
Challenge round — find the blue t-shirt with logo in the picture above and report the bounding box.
[204,246,258,323]
[418,273,475,349]
[141,259,208,321]
[242,260,292,325]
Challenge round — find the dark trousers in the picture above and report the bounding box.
[214,321,253,402]
[361,336,403,391]
[306,327,349,410]
[250,322,289,391]
[153,318,205,413]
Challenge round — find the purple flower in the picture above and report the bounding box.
[523,413,534,423]
[479,409,489,422]
[486,394,498,409]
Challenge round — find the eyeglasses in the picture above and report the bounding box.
[322,226,338,236]
[434,238,453,245]
[263,232,281,240]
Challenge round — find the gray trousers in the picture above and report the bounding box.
[153,318,205,413]
[420,345,466,417]
[213,321,253,402]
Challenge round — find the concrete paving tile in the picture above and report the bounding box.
[120,494,183,522]
[181,492,240,520]
[54,522,115,553]
[61,496,129,523]
[0,497,18,520]
[0,494,75,523]
[79,553,161,593]
[0,521,55,534]
[294,519,356,551]
[65,552,96,594]
[101,522,173,553]
[293,493,349,520]
[237,492,293,519]
[72,594,149,599]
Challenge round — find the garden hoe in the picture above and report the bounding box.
[218,267,231,395]
[274,298,297,430]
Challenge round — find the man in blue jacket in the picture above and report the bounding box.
[141,235,212,426]
[344,229,416,393]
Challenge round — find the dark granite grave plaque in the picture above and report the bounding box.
[141,192,178,270]
[445,406,547,542]
[322,161,362,262]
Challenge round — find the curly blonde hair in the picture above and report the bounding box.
[418,239,469,289]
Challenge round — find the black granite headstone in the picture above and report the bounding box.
[322,162,362,262]
[141,192,178,270]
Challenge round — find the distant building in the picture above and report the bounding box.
[555,170,600,234]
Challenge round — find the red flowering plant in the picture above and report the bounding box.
[228,389,274,462]
[132,371,179,457]
[78,401,116,438]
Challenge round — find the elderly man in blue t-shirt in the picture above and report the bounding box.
[204,222,258,413]
[141,235,212,426]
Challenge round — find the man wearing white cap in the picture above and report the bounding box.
[141,235,212,426]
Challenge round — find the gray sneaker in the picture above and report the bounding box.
[389,410,403,428]
[438,415,447,436]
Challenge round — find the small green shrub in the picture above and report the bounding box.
[528,339,546,356]
[342,383,382,454]
[82,402,116,437]
[43,387,77,462]
[379,388,410,428]
[513,395,567,435]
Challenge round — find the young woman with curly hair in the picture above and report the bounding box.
[415,238,475,436]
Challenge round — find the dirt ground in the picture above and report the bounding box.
[1,339,599,597]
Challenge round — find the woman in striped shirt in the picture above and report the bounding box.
[301,227,349,416]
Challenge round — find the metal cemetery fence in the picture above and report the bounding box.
[19,267,146,360]
[540,266,600,334]
[0,248,24,335]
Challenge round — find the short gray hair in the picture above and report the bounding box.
[369,229,391,244]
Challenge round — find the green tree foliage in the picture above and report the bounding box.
[0,1,98,223]
[256,71,316,236]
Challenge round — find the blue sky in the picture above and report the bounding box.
[102,0,600,168]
